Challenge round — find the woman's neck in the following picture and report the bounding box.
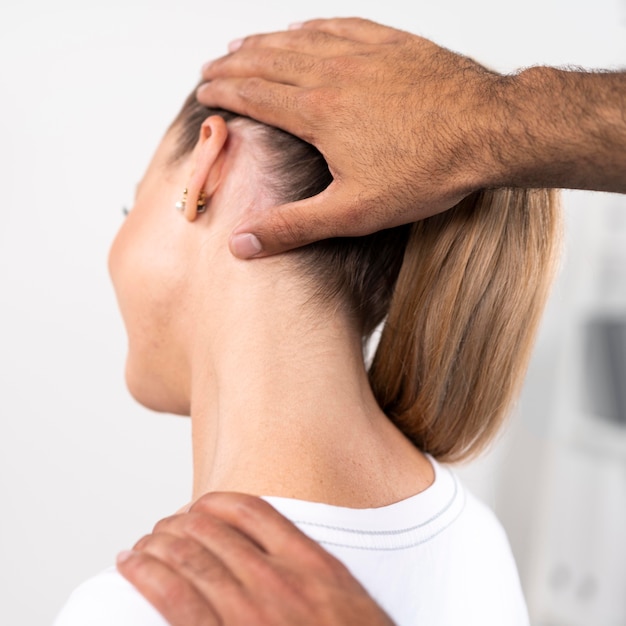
[186,259,434,507]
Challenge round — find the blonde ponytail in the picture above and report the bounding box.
[369,188,562,462]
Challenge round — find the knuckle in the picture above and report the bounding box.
[308,29,335,46]
[168,536,195,563]
[301,84,340,117]
[237,76,265,102]
[190,491,216,511]
[287,27,329,47]
[240,33,263,49]
[194,490,271,520]
[152,514,180,534]
[120,552,159,581]
[183,511,216,538]
[205,55,227,76]
[230,492,273,519]
[274,51,317,79]
[262,49,290,72]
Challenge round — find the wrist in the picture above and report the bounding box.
[469,67,547,190]
[448,69,532,195]
[476,65,626,193]
[490,65,567,188]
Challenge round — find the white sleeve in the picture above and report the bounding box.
[53,566,169,626]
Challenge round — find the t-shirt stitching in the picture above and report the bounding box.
[315,489,466,552]
[287,466,460,537]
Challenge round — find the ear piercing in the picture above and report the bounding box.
[175,189,187,212]
[175,189,207,214]
[197,190,207,213]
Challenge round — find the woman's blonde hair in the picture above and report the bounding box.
[370,188,561,461]
[172,92,562,463]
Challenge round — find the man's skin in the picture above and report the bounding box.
[196,17,626,260]
[118,16,626,625]
[118,493,395,626]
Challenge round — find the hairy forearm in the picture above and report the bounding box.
[484,66,626,193]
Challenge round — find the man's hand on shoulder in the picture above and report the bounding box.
[117,492,395,626]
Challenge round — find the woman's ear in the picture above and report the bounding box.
[183,115,228,222]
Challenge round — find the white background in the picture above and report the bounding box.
[0,1,625,624]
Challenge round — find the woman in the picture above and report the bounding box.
[53,86,562,625]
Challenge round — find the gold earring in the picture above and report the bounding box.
[175,188,207,214]
[175,188,188,212]
[196,190,207,214]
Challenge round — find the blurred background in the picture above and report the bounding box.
[0,0,624,624]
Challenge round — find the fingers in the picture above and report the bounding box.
[207,26,368,68]
[212,18,398,67]
[117,550,220,626]
[229,187,380,259]
[299,17,403,43]
[202,48,320,87]
[196,78,309,138]
[122,494,397,626]
[131,528,246,603]
[188,492,328,561]
[201,22,384,87]
[149,511,273,588]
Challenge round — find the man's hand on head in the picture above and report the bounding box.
[198,17,626,260]
[198,17,507,259]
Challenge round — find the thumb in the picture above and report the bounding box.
[229,187,368,259]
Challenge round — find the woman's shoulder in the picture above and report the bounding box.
[264,458,529,626]
[53,565,167,626]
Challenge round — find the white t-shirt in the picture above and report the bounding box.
[53,458,529,626]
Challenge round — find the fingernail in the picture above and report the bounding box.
[228,38,243,52]
[231,233,262,259]
[201,61,213,74]
[288,22,303,30]
[116,550,134,565]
